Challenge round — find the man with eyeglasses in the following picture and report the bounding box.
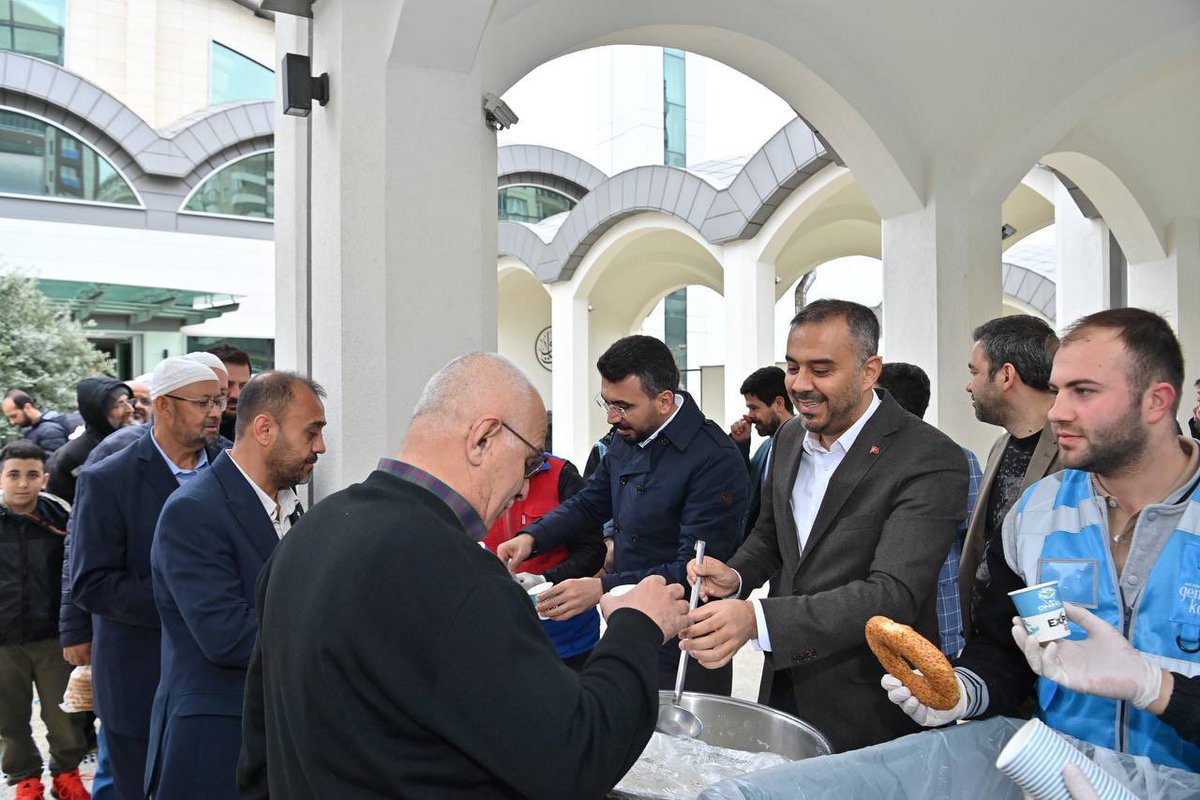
[238,353,690,798]
[46,376,134,504]
[499,335,749,696]
[70,357,225,799]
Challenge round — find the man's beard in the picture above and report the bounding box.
[1057,404,1148,475]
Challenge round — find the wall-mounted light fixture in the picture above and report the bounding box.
[282,53,329,117]
[1001,223,1017,240]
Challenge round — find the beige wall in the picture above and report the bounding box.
[65,0,273,129]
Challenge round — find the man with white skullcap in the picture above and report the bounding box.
[69,356,225,799]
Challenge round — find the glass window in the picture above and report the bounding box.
[182,151,274,219]
[209,42,274,105]
[663,48,686,167]
[186,336,275,371]
[497,185,575,224]
[0,107,138,204]
[0,0,65,65]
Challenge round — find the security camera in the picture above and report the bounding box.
[1001,223,1017,240]
[483,93,518,131]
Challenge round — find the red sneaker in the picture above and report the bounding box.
[14,776,45,800]
[51,769,90,800]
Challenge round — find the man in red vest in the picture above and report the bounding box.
[483,455,604,669]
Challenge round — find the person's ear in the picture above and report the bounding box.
[1143,381,1177,425]
[861,355,883,387]
[466,416,504,467]
[38,472,48,491]
[252,413,274,447]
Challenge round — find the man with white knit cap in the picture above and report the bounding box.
[69,356,225,799]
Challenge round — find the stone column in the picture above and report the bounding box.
[881,158,1002,459]
[549,283,591,469]
[290,1,496,497]
[1128,218,1200,428]
[722,239,776,444]
[273,13,310,375]
[1055,179,1112,330]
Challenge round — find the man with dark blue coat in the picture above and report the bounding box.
[500,335,749,695]
[146,371,325,799]
[70,357,223,799]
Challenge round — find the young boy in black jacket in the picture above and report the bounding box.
[0,441,90,800]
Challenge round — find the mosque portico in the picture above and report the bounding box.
[268,1,1200,487]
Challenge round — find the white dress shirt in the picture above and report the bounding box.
[749,390,882,651]
[228,451,299,539]
[638,393,684,448]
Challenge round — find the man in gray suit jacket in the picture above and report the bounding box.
[958,315,1062,631]
[681,300,968,753]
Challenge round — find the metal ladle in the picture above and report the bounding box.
[656,540,705,738]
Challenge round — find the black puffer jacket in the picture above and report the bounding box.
[0,491,71,644]
[21,410,80,455]
[46,376,129,503]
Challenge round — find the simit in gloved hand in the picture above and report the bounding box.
[1011,602,1162,709]
[880,669,976,727]
[514,572,546,590]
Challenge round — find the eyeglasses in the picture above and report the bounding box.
[594,392,634,419]
[164,394,227,412]
[500,421,547,479]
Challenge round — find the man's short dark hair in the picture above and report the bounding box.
[596,336,679,397]
[972,315,1058,391]
[877,363,931,419]
[739,366,793,414]
[1,440,46,465]
[790,299,879,363]
[235,371,326,438]
[1062,308,1184,412]
[207,343,252,372]
[3,390,34,408]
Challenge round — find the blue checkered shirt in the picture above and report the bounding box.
[935,446,983,656]
[376,458,488,542]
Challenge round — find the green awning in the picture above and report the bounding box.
[38,279,240,327]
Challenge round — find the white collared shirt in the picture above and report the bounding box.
[750,390,882,652]
[638,393,684,448]
[228,451,299,539]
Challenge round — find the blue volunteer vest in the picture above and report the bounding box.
[1007,468,1200,770]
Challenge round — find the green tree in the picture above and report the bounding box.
[0,272,115,443]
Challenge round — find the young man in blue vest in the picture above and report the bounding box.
[885,308,1200,771]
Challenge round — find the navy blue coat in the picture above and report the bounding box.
[527,391,748,590]
[69,429,219,740]
[146,451,279,800]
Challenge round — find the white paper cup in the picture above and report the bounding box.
[606,584,636,597]
[1008,580,1070,643]
[528,581,555,620]
[995,718,1135,800]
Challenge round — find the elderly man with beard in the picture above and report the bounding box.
[680,299,969,753]
[885,308,1200,772]
[70,357,225,799]
[146,372,326,800]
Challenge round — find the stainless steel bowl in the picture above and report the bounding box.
[655,691,832,761]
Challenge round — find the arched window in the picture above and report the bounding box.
[181,151,274,220]
[497,185,575,223]
[0,107,138,205]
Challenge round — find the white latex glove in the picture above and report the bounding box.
[514,572,547,590]
[880,671,969,727]
[1011,602,1162,709]
[1062,763,1101,800]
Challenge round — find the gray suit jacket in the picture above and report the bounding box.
[728,389,968,752]
[957,422,1060,626]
